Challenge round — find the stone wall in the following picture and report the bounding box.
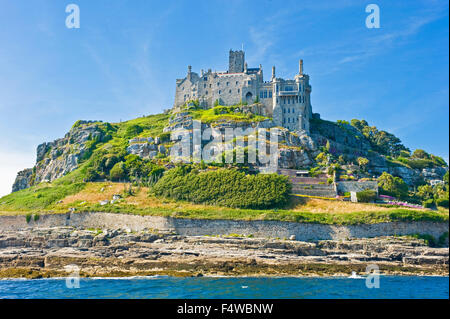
[0,212,447,242]
[336,181,378,194]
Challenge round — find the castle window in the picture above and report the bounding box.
[226,82,229,86]
[288,108,290,113]
[237,88,240,93]
[263,90,267,98]
[299,84,301,91]
[229,89,231,93]
[269,90,272,98]
[204,77,208,81]
[283,108,285,114]
[209,84,212,88]
[288,98,290,104]
[204,84,206,88]
[219,90,221,94]
[206,91,208,95]
[236,81,238,85]
[217,82,220,86]
[260,91,263,99]
[288,118,290,123]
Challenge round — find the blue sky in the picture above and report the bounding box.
[0,0,448,196]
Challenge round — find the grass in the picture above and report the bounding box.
[1,182,448,225]
[186,105,270,124]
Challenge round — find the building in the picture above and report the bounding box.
[173,49,313,132]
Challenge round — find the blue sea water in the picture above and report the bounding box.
[0,276,448,299]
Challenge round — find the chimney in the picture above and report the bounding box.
[271,66,276,80]
[299,59,303,75]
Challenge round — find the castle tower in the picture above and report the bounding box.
[229,49,245,73]
[299,59,303,75]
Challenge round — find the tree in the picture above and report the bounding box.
[377,172,408,199]
[315,152,328,166]
[350,119,410,157]
[357,157,369,172]
[110,162,126,181]
[412,149,429,159]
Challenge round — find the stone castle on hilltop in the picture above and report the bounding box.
[174,50,313,132]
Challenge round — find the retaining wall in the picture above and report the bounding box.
[0,212,447,241]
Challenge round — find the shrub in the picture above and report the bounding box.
[377,172,408,199]
[110,162,126,181]
[85,167,99,182]
[158,132,171,143]
[422,199,435,209]
[436,198,449,208]
[356,190,377,203]
[152,168,291,209]
[411,234,437,247]
[123,124,143,138]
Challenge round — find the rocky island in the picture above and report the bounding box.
[1,50,448,278]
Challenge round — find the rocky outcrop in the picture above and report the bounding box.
[11,168,33,192]
[0,227,447,278]
[11,121,108,192]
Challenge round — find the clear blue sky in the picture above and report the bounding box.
[0,0,448,196]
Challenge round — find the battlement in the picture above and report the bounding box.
[173,50,313,133]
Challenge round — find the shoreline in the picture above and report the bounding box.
[0,226,448,279]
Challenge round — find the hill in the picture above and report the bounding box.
[2,102,449,219]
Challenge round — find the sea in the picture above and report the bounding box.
[0,276,448,299]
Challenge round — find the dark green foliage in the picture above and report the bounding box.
[123,124,143,138]
[350,119,409,157]
[422,199,435,209]
[436,198,449,208]
[158,132,171,143]
[356,190,377,203]
[412,149,429,159]
[410,233,437,247]
[438,232,449,247]
[152,168,291,209]
[377,172,409,199]
[84,167,99,182]
[110,162,126,181]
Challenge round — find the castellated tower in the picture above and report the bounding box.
[173,50,312,133]
[228,49,245,73]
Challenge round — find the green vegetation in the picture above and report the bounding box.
[0,182,86,211]
[186,104,270,124]
[350,119,410,157]
[356,190,377,203]
[152,168,291,209]
[377,172,409,199]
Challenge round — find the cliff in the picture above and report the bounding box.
[9,105,448,194]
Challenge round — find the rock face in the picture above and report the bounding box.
[11,121,108,192]
[0,227,447,278]
[11,169,33,192]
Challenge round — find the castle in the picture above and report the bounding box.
[174,50,313,132]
